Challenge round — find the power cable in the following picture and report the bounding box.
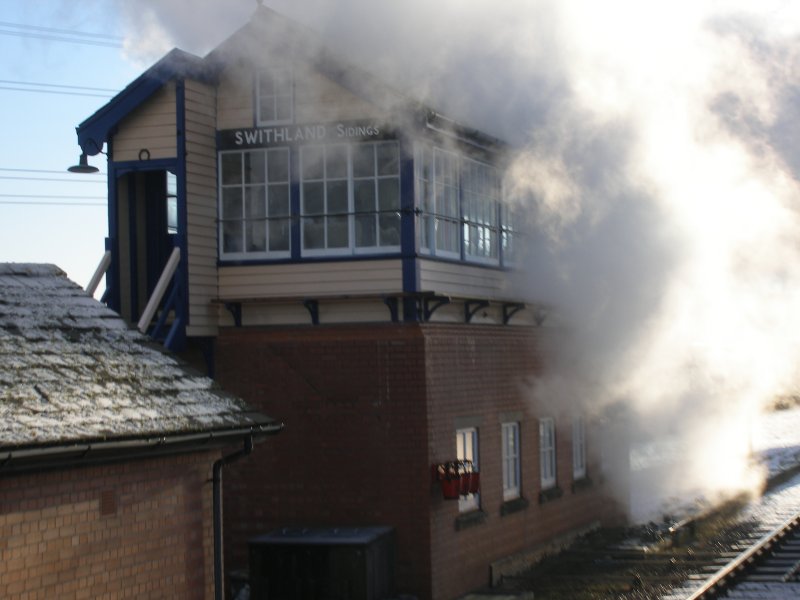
[0,168,105,176]
[0,79,119,93]
[0,85,112,98]
[0,200,105,206]
[0,20,122,41]
[0,194,106,199]
[0,175,105,183]
[0,30,121,48]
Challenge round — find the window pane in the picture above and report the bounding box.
[354,180,375,213]
[356,215,376,247]
[303,182,324,214]
[268,185,289,216]
[267,148,289,182]
[221,154,242,185]
[246,221,266,252]
[376,142,399,175]
[327,181,348,214]
[275,94,292,121]
[328,215,348,248]
[245,186,265,219]
[302,147,324,180]
[243,151,266,184]
[303,217,324,249]
[222,188,243,219]
[269,218,290,252]
[326,145,348,179]
[378,179,400,210]
[222,221,243,253]
[378,214,400,246]
[352,145,375,178]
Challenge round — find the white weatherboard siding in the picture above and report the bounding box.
[184,79,219,336]
[113,83,177,162]
[419,259,516,300]
[218,260,403,299]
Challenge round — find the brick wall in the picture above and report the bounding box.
[216,323,433,599]
[216,322,626,600]
[0,451,219,599]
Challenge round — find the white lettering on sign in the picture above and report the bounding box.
[231,122,382,147]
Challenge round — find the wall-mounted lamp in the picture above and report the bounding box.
[68,138,105,174]
[67,152,100,174]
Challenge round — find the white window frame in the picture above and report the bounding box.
[415,144,505,265]
[501,422,521,501]
[573,416,587,480]
[539,418,557,490]
[456,427,479,513]
[300,142,401,257]
[218,148,292,260]
[256,67,294,126]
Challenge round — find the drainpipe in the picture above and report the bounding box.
[213,435,254,600]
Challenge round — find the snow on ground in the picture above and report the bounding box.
[629,406,800,523]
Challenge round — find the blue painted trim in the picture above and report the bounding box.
[217,252,404,268]
[114,158,178,176]
[127,174,139,320]
[76,49,209,156]
[175,78,190,338]
[289,147,301,261]
[399,137,419,321]
[106,156,121,313]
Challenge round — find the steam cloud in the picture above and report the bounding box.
[117,0,800,521]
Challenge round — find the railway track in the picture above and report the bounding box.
[490,471,800,599]
[679,512,800,600]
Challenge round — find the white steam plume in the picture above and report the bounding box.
[119,0,800,521]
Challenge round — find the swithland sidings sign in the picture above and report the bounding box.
[217,121,393,149]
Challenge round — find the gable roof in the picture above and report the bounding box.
[0,263,280,456]
[75,5,507,157]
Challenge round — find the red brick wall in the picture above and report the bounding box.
[0,451,219,599]
[216,323,433,599]
[216,322,625,600]
[424,324,624,600]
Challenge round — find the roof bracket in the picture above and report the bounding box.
[422,295,450,321]
[464,300,490,323]
[502,302,526,325]
[224,302,242,327]
[383,296,399,323]
[303,299,319,325]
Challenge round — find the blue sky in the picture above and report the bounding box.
[0,2,142,288]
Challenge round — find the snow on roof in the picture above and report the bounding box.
[0,263,274,449]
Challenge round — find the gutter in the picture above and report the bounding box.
[0,422,284,476]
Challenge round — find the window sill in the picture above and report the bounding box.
[500,496,529,516]
[571,476,593,493]
[538,486,563,504]
[455,510,487,531]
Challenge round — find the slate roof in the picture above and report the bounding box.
[0,263,276,449]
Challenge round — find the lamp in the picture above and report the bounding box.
[68,152,100,174]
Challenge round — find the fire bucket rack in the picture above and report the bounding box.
[431,460,480,500]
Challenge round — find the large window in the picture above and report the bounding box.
[539,418,556,490]
[219,148,291,259]
[456,427,479,513]
[256,67,293,125]
[573,416,587,480]
[417,145,507,264]
[501,422,521,501]
[301,142,400,255]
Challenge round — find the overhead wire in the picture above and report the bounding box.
[0,21,122,48]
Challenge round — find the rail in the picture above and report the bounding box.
[85,250,111,297]
[137,246,180,335]
[686,511,800,599]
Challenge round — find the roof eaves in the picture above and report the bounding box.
[0,420,284,477]
[75,48,208,155]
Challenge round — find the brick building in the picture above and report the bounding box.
[0,264,281,599]
[72,6,627,599]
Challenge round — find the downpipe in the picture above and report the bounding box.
[213,435,254,600]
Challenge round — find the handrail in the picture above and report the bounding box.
[85,250,112,296]
[137,247,180,334]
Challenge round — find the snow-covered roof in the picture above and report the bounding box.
[0,263,276,449]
